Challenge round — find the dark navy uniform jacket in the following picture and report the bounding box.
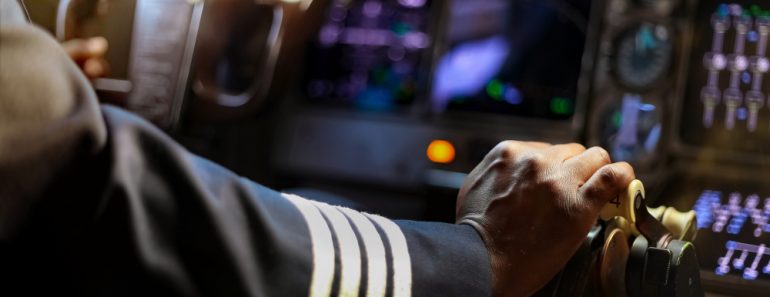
[0,1,490,296]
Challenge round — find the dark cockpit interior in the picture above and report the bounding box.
[18,0,770,295]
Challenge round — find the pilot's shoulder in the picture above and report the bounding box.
[0,23,109,240]
[0,25,82,131]
[0,22,105,142]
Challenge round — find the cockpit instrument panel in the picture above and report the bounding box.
[302,0,594,122]
[658,175,770,295]
[613,23,674,90]
[431,0,592,120]
[584,0,681,167]
[303,0,433,111]
[695,190,770,283]
[592,0,770,295]
[681,2,770,155]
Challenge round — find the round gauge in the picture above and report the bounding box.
[614,23,673,90]
[598,93,662,163]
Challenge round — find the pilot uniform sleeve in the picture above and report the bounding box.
[50,106,493,297]
[0,1,491,296]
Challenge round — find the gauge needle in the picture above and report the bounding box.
[636,26,657,53]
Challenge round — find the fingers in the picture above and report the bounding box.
[493,140,551,160]
[62,37,110,78]
[62,37,108,61]
[522,141,551,149]
[544,143,586,162]
[498,140,551,151]
[580,162,635,208]
[83,58,109,78]
[564,146,611,182]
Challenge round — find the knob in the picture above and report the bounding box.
[600,179,645,225]
[661,207,698,241]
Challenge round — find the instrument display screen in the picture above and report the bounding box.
[429,0,592,120]
[680,1,770,154]
[658,176,770,292]
[303,0,433,111]
[694,189,770,283]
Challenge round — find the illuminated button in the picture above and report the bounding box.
[704,52,726,70]
[486,79,504,100]
[729,55,749,71]
[427,140,456,164]
[398,0,426,8]
[748,30,759,42]
[742,72,752,84]
[550,97,573,115]
[716,265,729,276]
[503,85,523,105]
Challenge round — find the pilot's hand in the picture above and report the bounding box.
[62,37,109,79]
[456,141,634,297]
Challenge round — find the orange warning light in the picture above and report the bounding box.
[427,140,456,164]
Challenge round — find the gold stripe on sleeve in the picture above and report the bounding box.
[312,202,362,297]
[366,214,412,297]
[283,194,335,297]
[337,207,388,297]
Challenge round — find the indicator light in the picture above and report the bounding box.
[611,111,623,129]
[486,79,504,101]
[550,97,574,115]
[427,140,456,164]
[717,4,729,17]
[392,22,411,36]
[503,85,523,105]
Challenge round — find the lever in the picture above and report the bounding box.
[599,179,676,248]
[540,179,704,296]
[600,179,644,234]
[600,180,704,296]
[661,208,697,241]
[649,206,698,242]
